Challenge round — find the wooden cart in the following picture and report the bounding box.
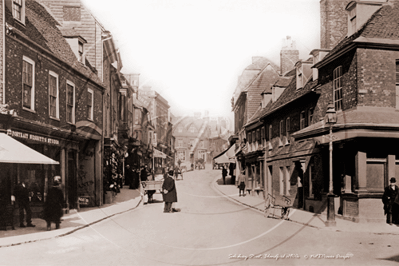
[142,180,163,203]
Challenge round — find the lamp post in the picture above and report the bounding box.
[325,103,337,227]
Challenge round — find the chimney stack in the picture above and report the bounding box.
[280,36,299,75]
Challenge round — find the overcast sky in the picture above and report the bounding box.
[82,0,320,118]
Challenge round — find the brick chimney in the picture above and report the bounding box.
[280,36,299,75]
[320,0,351,49]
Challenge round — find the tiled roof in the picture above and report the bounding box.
[7,0,105,88]
[318,1,399,67]
[257,76,317,122]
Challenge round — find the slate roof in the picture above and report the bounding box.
[233,57,279,105]
[317,1,399,68]
[6,0,104,88]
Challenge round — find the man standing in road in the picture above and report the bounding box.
[383,177,399,225]
[222,166,228,185]
[162,170,177,213]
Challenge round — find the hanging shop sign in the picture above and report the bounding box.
[10,130,60,145]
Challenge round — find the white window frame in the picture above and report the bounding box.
[66,80,75,124]
[22,56,35,111]
[48,71,59,119]
[87,88,94,121]
[12,0,25,24]
[189,126,195,133]
[333,66,343,111]
[178,126,183,133]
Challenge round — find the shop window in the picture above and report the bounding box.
[366,159,385,191]
[48,71,59,119]
[22,56,35,110]
[66,81,75,124]
[333,66,343,111]
[87,88,94,120]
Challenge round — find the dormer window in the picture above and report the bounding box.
[296,65,303,89]
[12,0,25,24]
[349,6,356,35]
[78,41,84,62]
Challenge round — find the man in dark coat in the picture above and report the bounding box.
[44,176,64,231]
[125,165,132,187]
[222,166,228,185]
[14,179,35,227]
[162,170,177,213]
[383,177,399,225]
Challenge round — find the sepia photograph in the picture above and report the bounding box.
[0,0,398,265]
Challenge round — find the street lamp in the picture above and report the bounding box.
[325,103,337,227]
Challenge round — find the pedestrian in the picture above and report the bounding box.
[295,161,304,209]
[14,179,35,227]
[125,165,132,187]
[44,176,64,231]
[162,170,178,213]
[382,177,399,225]
[140,166,148,182]
[222,166,227,185]
[238,171,246,197]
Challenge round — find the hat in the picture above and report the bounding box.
[53,176,61,185]
[390,177,396,183]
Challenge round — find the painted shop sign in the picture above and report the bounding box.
[10,130,60,145]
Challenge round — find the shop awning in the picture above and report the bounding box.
[153,148,167,159]
[213,144,235,164]
[0,133,59,164]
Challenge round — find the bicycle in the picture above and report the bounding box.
[264,193,291,220]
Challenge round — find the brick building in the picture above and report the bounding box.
[2,0,105,214]
[239,0,399,224]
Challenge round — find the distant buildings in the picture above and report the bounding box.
[173,112,231,169]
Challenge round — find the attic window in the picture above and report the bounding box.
[63,6,81,22]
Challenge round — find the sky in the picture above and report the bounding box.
[82,0,321,119]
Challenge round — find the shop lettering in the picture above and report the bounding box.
[10,130,59,145]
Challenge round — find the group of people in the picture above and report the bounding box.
[14,176,64,231]
[125,165,149,190]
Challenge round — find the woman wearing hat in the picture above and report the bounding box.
[382,177,399,225]
[44,176,64,230]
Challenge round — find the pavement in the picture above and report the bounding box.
[213,176,399,235]
[2,171,399,248]
[0,187,143,247]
